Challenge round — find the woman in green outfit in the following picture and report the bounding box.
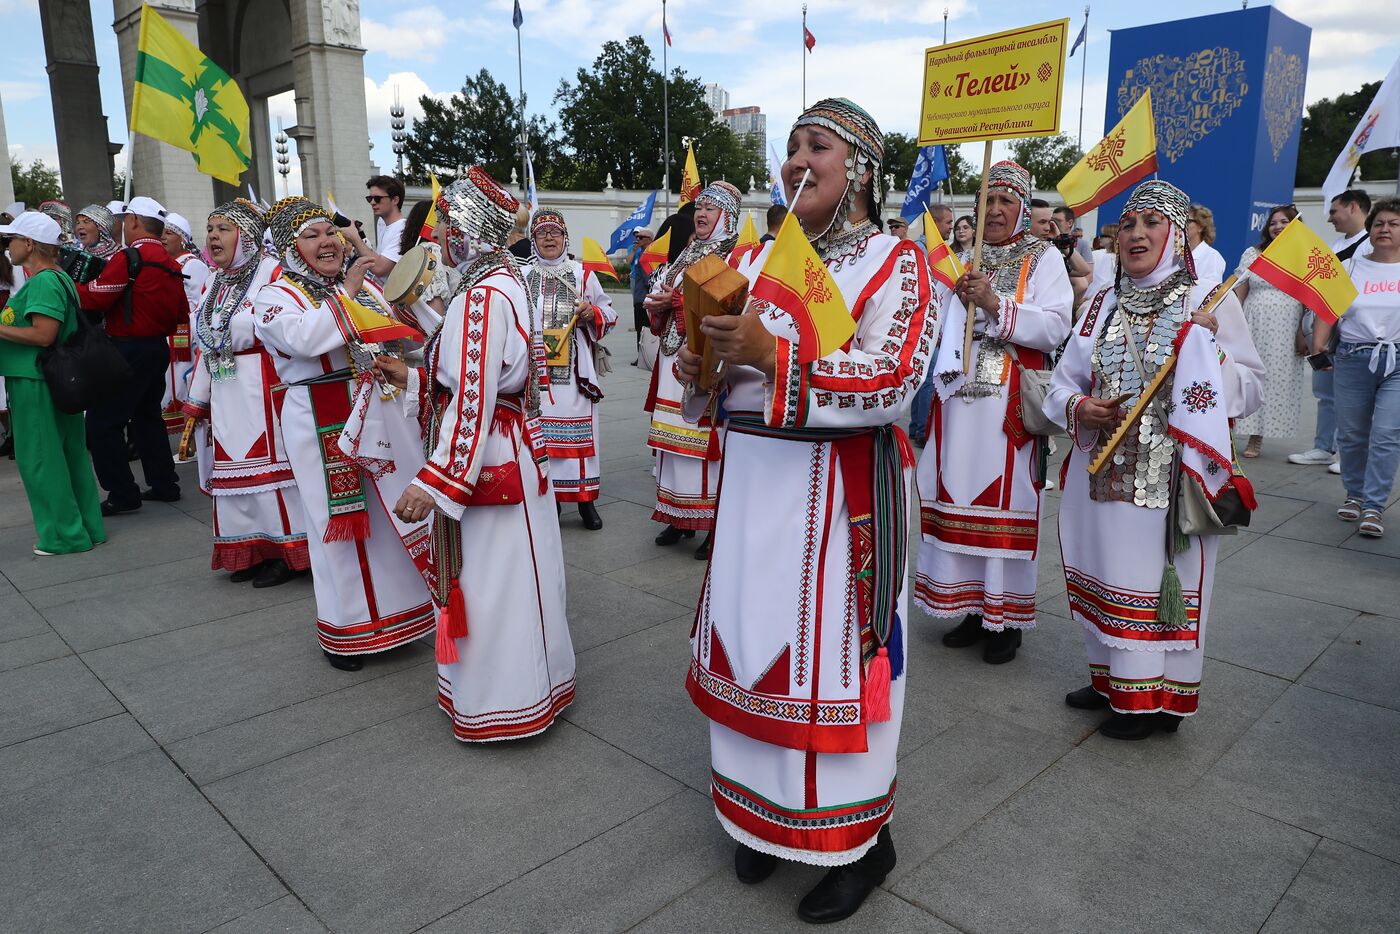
[0,212,105,555]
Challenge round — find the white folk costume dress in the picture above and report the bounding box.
[182,200,309,573]
[253,197,435,657]
[399,171,575,742]
[1046,181,1263,716]
[915,163,1073,631]
[164,249,210,433]
[524,216,618,502]
[644,185,743,530]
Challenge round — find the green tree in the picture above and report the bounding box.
[404,68,562,188]
[10,159,62,205]
[1296,81,1398,187]
[553,36,764,192]
[1008,133,1082,192]
[881,135,979,201]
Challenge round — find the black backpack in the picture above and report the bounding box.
[36,270,133,414]
[121,246,186,329]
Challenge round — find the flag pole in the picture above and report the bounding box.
[123,130,135,203]
[662,0,671,214]
[515,12,527,204]
[802,4,807,110]
[1077,6,1090,151]
[962,140,994,374]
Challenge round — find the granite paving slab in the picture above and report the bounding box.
[1259,838,1400,934]
[0,654,121,748]
[1297,613,1400,711]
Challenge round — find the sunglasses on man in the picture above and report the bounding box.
[365,195,387,204]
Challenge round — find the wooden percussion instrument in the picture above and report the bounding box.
[682,254,750,391]
[382,244,437,306]
[543,314,580,368]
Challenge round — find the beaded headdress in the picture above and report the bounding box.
[76,203,118,256]
[210,198,267,273]
[39,199,74,244]
[265,196,340,291]
[1120,179,1197,281]
[530,208,567,240]
[790,97,885,250]
[437,166,519,265]
[979,160,1033,238]
[695,181,742,238]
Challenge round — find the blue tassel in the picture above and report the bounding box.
[887,612,905,680]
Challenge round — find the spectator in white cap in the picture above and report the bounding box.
[1,202,24,224]
[159,211,210,438]
[77,195,189,514]
[0,212,107,554]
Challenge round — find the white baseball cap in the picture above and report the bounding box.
[119,196,168,221]
[106,200,125,215]
[2,201,24,218]
[165,212,193,240]
[0,211,64,246]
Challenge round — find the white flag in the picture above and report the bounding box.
[1323,55,1400,207]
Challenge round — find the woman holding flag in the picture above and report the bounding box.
[642,182,742,558]
[252,196,436,671]
[524,208,618,528]
[915,160,1073,664]
[676,98,935,924]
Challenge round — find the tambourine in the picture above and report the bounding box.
[383,244,437,306]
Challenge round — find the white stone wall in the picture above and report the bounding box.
[0,91,15,210]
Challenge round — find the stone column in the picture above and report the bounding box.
[288,0,373,227]
[111,0,215,223]
[0,92,16,210]
[37,0,116,209]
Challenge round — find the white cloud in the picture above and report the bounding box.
[362,71,453,135]
[361,5,471,62]
[1272,1,1400,102]
[0,81,46,104]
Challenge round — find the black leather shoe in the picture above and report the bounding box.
[1065,685,1110,709]
[252,559,298,588]
[230,565,260,583]
[734,843,777,885]
[797,826,896,924]
[655,525,695,546]
[141,487,181,503]
[100,498,141,517]
[694,533,712,560]
[941,613,985,648]
[578,501,603,530]
[1154,711,1184,733]
[324,651,364,672]
[982,628,1022,665]
[1098,712,1157,741]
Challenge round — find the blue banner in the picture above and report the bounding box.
[901,145,949,221]
[607,190,659,254]
[1098,7,1310,277]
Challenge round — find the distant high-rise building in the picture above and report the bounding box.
[703,83,730,117]
[721,105,767,161]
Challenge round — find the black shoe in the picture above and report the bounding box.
[1154,711,1184,733]
[0,434,13,458]
[578,501,603,530]
[1098,712,1157,741]
[694,532,712,560]
[797,825,896,924]
[100,498,141,517]
[655,525,696,546]
[1065,685,1110,709]
[941,613,985,648]
[252,559,298,588]
[324,651,364,672]
[982,628,1022,664]
[141,487,181,503]
[734,843,777,885]
[230,565,261,583]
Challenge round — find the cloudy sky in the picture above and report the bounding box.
[2,0,1395,195]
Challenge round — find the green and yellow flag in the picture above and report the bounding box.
[131,3,251,185]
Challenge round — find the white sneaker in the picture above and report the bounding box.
[1287,447,1336,465]
[1329,461,1342,474]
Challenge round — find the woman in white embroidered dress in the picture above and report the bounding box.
[643,183,742,559]
[381,169,576,742]
[1046,180,1263,741]
[253,197,436,671]
[524,208,617,529]
[914,160,1073,665]
[181,199,309,587]
[678,99,935,925]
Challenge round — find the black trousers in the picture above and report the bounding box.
[633,302,647,345]
[86,336,178,503]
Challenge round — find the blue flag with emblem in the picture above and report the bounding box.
[900,145,949,221]
[512,0,523,29]
[607,189,659,254]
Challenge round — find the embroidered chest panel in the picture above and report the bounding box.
[528,266,579,383]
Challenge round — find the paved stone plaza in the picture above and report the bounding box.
[2,318,1398,933]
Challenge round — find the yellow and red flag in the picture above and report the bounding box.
[1248,217,1359,324]
[1057,90,1158,216]
[580,236,620,281]
[750,214,855,364]
[732,212,762,265]
[419,173,441,242]
[922,209,965,291]
[639,227,672,275]
[678,142,702,208]
[338,294,420,343]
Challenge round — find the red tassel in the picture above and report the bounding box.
[435,606,459,664]
[1232,475,1258,511]
[445,581,468,640]
[862,648,892,723]
[323,511,370,543]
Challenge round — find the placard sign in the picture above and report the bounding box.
[917,19,1069,146]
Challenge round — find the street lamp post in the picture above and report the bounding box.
[390,86,407,179]
[275,119,290,198]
